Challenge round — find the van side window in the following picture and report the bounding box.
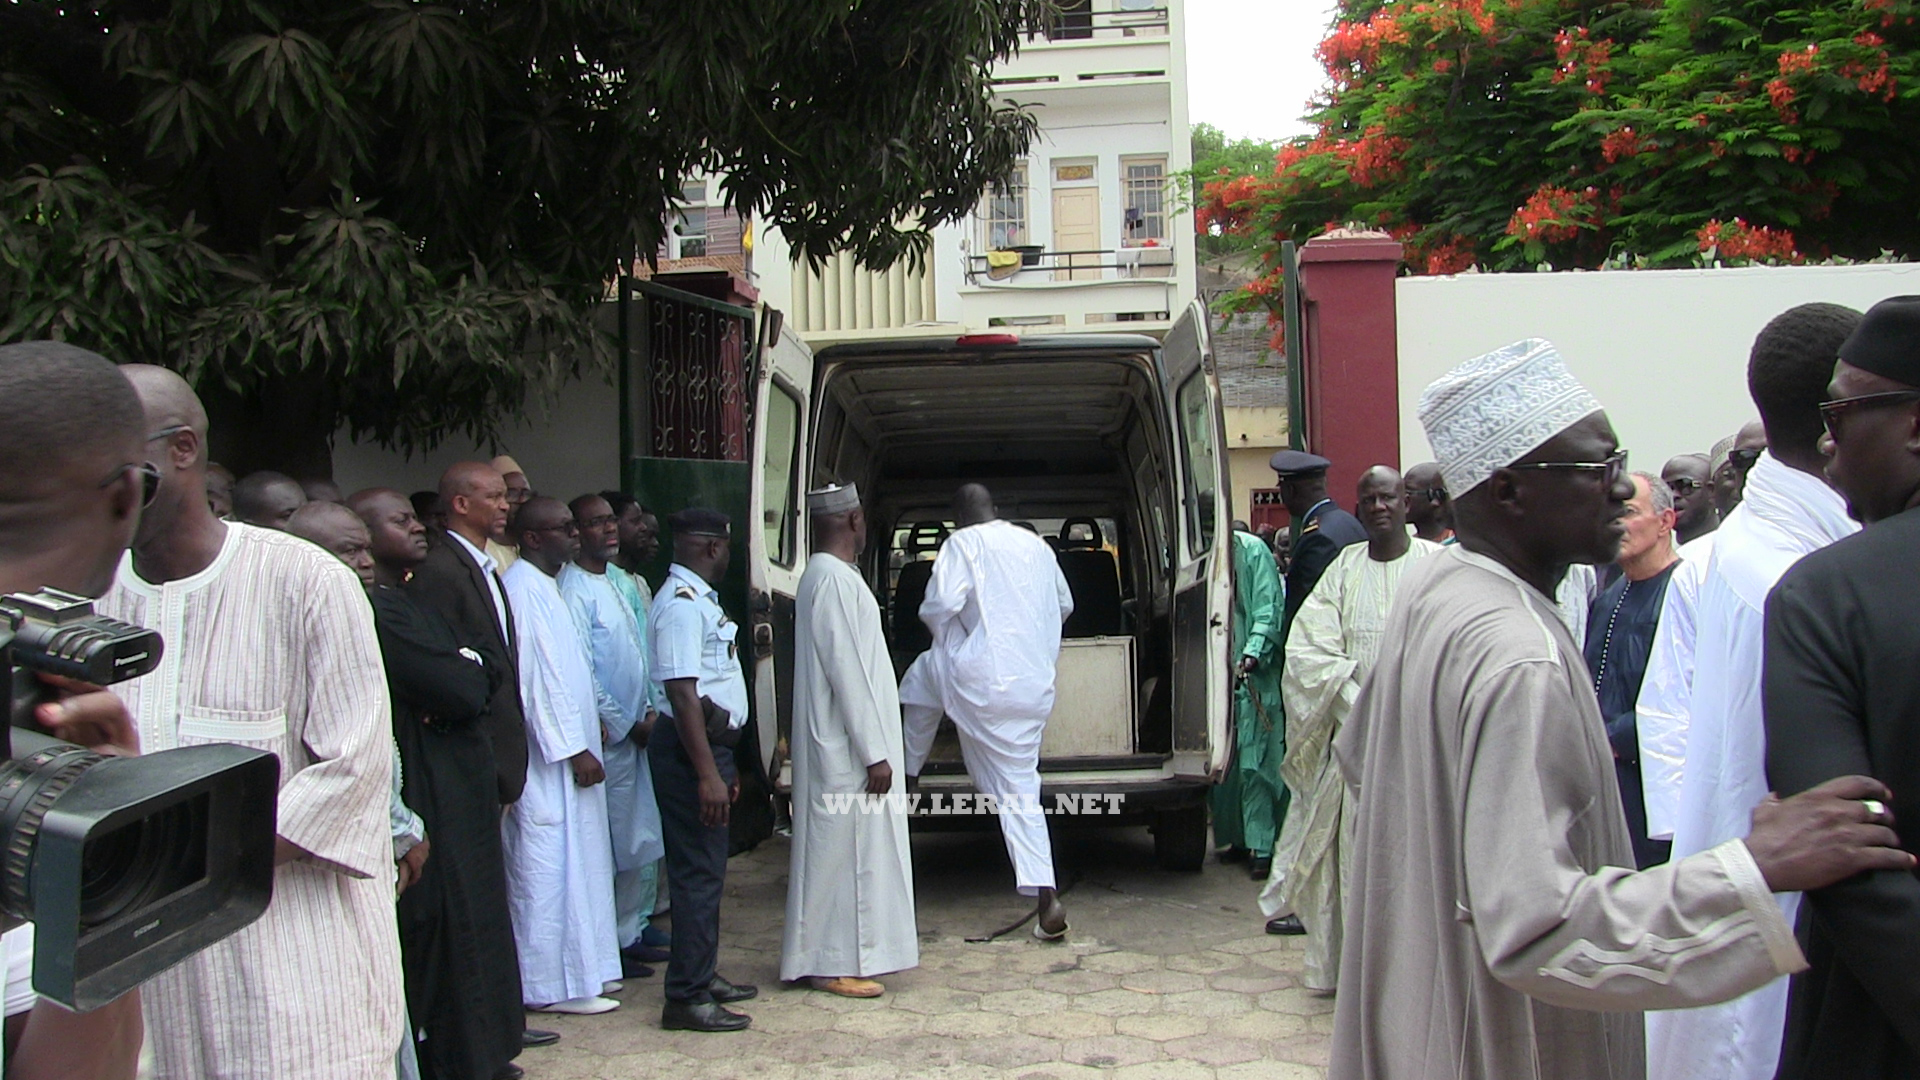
[762,381,802,567]
[1175,371,1218,558]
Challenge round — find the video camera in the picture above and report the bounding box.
[3,588,278,1011]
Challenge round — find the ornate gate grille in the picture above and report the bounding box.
[617,278,756,464]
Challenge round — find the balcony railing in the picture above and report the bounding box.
[1023,5,1169,43]
[965,244,1175,285]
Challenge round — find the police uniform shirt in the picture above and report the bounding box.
[649,563,749,726]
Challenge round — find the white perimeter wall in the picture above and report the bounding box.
[1395,263,1920,470]
[331,370,622,503]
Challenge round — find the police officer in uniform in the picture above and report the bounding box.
[647,507,757,1032]
[1271,450,1367,628]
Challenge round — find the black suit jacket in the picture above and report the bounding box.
[1283,501,1368,626]
[407,532,528,804]
[1765,506,1920,1079]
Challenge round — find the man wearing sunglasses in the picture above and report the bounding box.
[1661,453,1719,546]
[1765,295,1920,1080]
[1331,337,1909,1080]
[1652,303,1867,1080]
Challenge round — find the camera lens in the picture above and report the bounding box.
[78,795,208,928]
[0,741,99,922]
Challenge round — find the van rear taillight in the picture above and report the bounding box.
[954,333,1021,346]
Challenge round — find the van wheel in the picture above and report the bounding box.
[1153,804,1208,872]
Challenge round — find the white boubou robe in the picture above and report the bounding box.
[557,565,666,874]
[900,520,1073,895]
[1635,530,1716,844]
[780,553,919,981]
[1262,537,1438,990]
[99,524,403,1080]
[1649,455,1858,1080]
[500,559,621,1005]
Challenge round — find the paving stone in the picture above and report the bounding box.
[1114,1012,1210,1042]
[1268,1033,1335,1067]
[862,1033,972,1067]
[890,986,985,1015]
[979,987,1074,1016]
[834,1008,929,1039]
[1118,968,1209,995]
[1163,988,1256,1017]
[957,1034,1061,1069]
[1069,988,1162,1017]
[1209,1011,1309,1040]
[686,1054,803,1080]
[1213,934,1291,956]
[948,968,1042,994]
[1218,1061,1323,1080]
[1162,1034,1264,1067]
[1028,967,1120,995]
[766,1030,871,1064]
[1256,987,1339,1016]
[1004,1063,1111,1080]
[1111,1059,1217,1080]
[1207,970,1296,994]
[1023,1011,1116,1040]
[574,1049,696,1077]
[1058,1034,1165,1068]
[803,987,896,1013]
[924,1010,1028,1039]
[1165,950,1243,975]
[1079,950,1163,975]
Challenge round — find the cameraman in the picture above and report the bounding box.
[0,341,149,1080]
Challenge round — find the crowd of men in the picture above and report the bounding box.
[2,292,1917,1080]
[1221,297,1920,1080]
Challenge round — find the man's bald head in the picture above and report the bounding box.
[119,364,209,461]
[287,501,375,587]
[233,471,307,530]
[438,461,509,546]
[440,460,503,503]
[1356,465,1409,544]
[953,483,997,527]
[0,342,147,597]
[348,487,431,574]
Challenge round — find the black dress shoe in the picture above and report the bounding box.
[521,1029,560,1048]
[1249,856,1272,880]
[1217,845,1250,864]
[661,999,751,1032]
[621,943,671,964]
[706,974,759,1004]
[493,1065,525,1080]
[1266,914,1306,936]
[621,955,656,979]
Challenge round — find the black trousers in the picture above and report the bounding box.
[648,716,736,1004]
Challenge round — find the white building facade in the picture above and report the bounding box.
[752,0,1197,343]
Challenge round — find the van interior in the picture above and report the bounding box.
[810,340,1181,772]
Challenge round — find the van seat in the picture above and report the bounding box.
[891,561,935,656]
[1056,517,1124,638]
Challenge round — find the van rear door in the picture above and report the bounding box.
[1160,300,1232,775]
[747,314,813,774]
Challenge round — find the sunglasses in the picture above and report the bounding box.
[1727,447,1763,469]
[1819,390,1920,441]
[1666,477,1704,493]
[100,461,163,507]
[1411,486,1448,503]
[1509,448,1629,486]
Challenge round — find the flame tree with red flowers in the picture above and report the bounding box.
[1200,0,1920,332]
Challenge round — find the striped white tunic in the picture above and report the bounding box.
[99,523,404,1080]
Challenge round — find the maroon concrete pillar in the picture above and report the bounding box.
[1296,234,1404,503]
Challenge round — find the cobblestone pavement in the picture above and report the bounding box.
[520,824,1332,1079]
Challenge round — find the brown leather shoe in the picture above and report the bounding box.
[808,976,885,998]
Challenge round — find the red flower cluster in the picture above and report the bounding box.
[1552,27,1614,94]
[1600,126,1646,163]
[1345,126,1411,188]
[1417,233,1478,275]
[1777,44,1820,77]
[1767,78,1799,123]
[1505,184,1595,244]
[1409,0,1496,38]
[1842,33,1897,99]
[1318,11,1408,82]
[1696,218,1802,263]
[1197,173,1267,236]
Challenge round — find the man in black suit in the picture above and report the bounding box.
[1766,295,1920,1080]
[1271,451,1368,627]
[406,461,529,807]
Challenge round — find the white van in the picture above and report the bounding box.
[744,301,1232,870]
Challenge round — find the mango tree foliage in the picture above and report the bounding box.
[0,0,1042,470]
[1200,0,1920,338]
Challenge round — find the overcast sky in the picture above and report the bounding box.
[1186,0,1339,142]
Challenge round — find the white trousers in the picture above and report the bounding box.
[906,701,1055,895]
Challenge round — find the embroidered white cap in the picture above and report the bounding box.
[1417,338,1604,496]
[805,482,861,515]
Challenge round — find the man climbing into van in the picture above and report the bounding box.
[901,484,1076,939]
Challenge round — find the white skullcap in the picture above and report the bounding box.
[806,482,860,515]
[1417,338,1604,496]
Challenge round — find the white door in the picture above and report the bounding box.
[747,313,813,774]
[1052,186,1101,282]
[1160,299,1232,774]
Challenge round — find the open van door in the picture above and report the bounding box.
[746,310,812,777]
[1161,300,1233,781]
